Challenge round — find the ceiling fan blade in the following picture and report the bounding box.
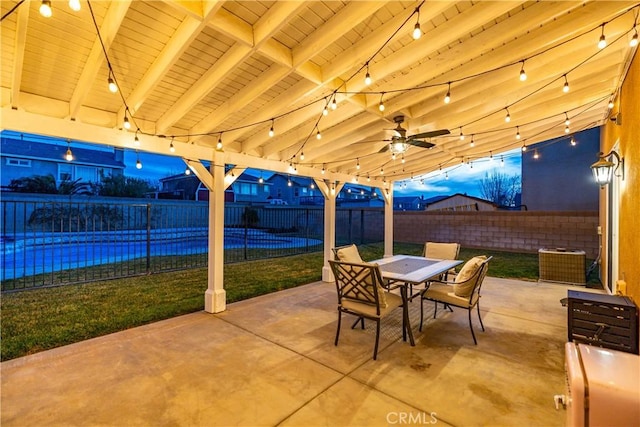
[378,144,390,153]
[407,140,435,149]
[410,129,450,139]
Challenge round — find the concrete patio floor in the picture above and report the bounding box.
[1,277,602,426]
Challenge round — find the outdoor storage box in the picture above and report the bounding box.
[567,290,638,355]
[539,249,586,285]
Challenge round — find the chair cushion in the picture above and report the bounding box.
[423,283,473,308]
[424,242,460,260]
[336,244,363,263]
[342,291,403,318]
[453,256,487,297]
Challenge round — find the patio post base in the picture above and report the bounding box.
[322,265,334,282]
[204,289,226,313]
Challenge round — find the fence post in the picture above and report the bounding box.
[146,204,151,274]
[348,209,353,243]
[305,208,310,252]
[243,206,248,260]
[360,209,365,244]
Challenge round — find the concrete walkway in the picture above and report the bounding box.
[1,277,599,426]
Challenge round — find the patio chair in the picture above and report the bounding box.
[419,256,492,345]
[329,259,406,360]
[408,241,461,299]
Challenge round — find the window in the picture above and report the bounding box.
[6,158,31,167]
[58,163,72,181]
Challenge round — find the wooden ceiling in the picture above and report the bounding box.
[2,1,638,186]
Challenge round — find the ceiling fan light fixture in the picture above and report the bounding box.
[69,0,81,12]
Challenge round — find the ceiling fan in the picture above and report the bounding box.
[379,115,450,154]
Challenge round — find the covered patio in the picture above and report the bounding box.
[2,276,577,426]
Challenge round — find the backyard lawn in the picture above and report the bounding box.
[1,243,565,361]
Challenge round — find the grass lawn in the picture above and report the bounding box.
[0,243,571,361]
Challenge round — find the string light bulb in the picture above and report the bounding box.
[533,150,540,160]
[501,156,505,167]
[521,144,527,152]
[444,82,451,104]
[65,140,73,161]
[169,139,175,152]
[68,0,81,12]
[519,61,527,81]
[331,96,337,110]
[598,24,607,49]
[563,75,570,93]
[39,0,52,17]
[134,133,140,147]
[321,164,326,174]
[459,128,465,141]
[470,135,475,148]
[356,158,360,170]
[570,136,577,146]
[445,172,449,180]
[564,113,571,126]
[300,152,305,161]
[412,7,421,40]
[185,167,191,175]
[516,127,521,140]
[378,93,385,112]
[608,98,614,109]
[107,75,117,93]
[505,108,511,123]
[269,119,275,137]
[216,134,223,150]
[322,103,329,116]
[123,114,131,130]
[631,29,639,47]
[136,152,142,169]
[364,63,372,86]
[258,174,264,184]
[316,128,322,140]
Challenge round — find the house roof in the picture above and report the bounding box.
[427,193,496,207]
[1,1,637,185]
[0,137,125,169]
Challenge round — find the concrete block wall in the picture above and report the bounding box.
[394,211,599,259]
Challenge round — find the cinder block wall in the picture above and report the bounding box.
[394,211,599,258]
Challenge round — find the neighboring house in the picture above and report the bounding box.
[425,193,497,211]
[157,172,271,203]
[338,184,382,207]
[1,133,124,188]
[521,127,600,211]
[266,175,318,205]
[393,196,426,211]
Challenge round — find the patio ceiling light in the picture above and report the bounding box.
[591,150,624,186]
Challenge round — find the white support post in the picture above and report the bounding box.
[316,179,343,282]
[204,152,226,313]
[382,186,394,258]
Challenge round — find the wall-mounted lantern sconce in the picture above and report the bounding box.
[590,150,624,186]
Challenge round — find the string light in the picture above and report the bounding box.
[563,75,570,93]
[564,112,571,126]
[412,7,421,40]
[489,151,493,161]
[367,174,371,182]
[444,82,451,104]
[216,134,223,150]
[39,0,52,17]
[68,0,81,12]
[470,135,475,148]
[322,102,329,116]
[570,136,577,146]
[321,164,326,174]
[107,75,117,93]
[287,177,292,187]
[401,154,405,164]
[135,152,142,169]
[380,167,384,175]
[459,128,465,140]
[608,98,615,109]
[134,132,140,147]
[300,151,305,161]
[269,119,275,137]
[331,95,337,110]
[519,61,527,81]
[258,173,264,184]
[378,93,385,112]
[565,124,570,133]
[516,126,521,140]
[533,149,540,159]
[123,113,131,130]
[356,158,360,170]
[631,27,639,47]
[445,172,449,180]
[184,167,191,175]
[169,139,175,152]
[364,62,372,86]
[501,156,505,167]
[65,140,73,161]
[505,108,511,123]
[598,24,607,49]
[316,127,322,140]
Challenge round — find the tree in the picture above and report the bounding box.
[8,175,91,195]
[92,174,156,198]
[479,170,521,207]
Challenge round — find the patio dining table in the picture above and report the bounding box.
[372,255,464,346]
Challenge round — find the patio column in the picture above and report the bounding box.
[382,186,394,258]
[204,152,226,313]
[316,179,343,282]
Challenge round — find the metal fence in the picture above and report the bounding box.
[1,199,383,291]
